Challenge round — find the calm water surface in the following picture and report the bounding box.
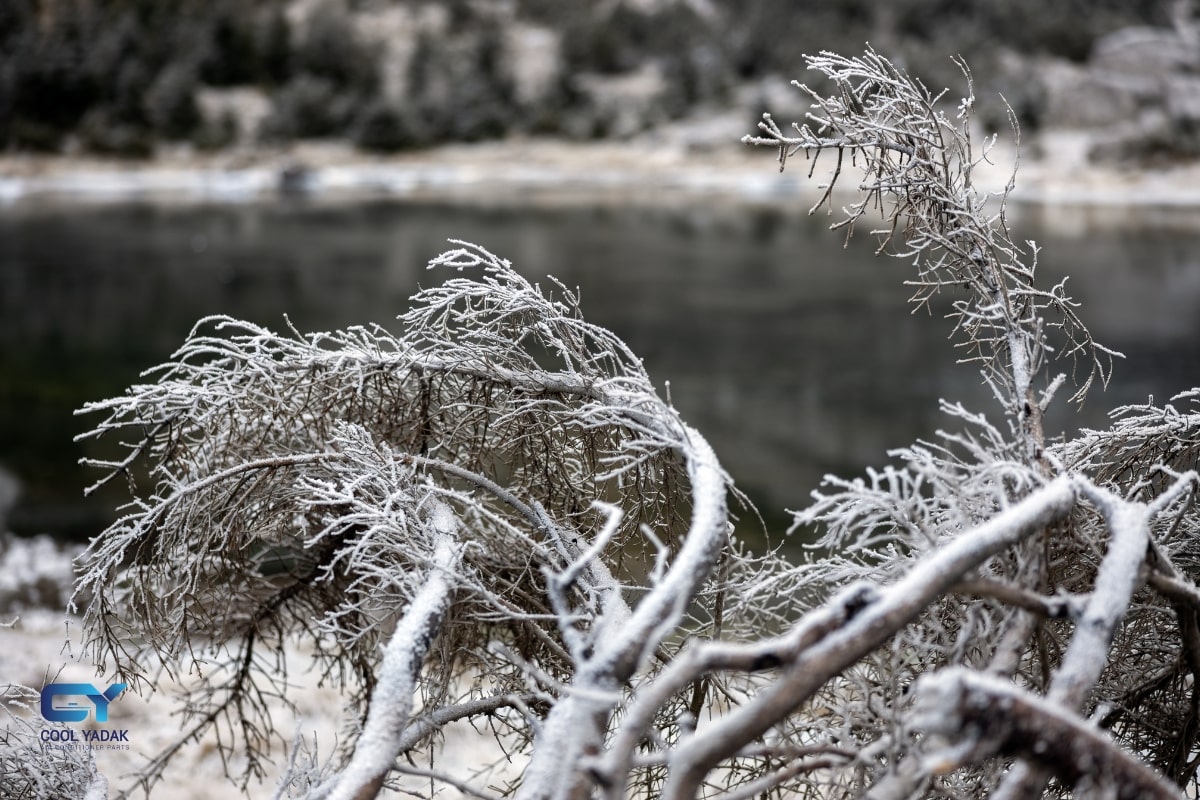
[2,198,1198,542]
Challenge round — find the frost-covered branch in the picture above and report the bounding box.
[75,241,734,798]
[658,476,1077,800]
[912,667,1183,800]
[317,508,463,800]
[726,47,1200,800]
[744,47,1118,461]
[1046,483,1155,710]
[517,425,728,800]
[991,474,1195,800]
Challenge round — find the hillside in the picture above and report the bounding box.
[4,0,1198,166]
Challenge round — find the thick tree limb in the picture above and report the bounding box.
[992,485,1154,800]
[913,667,1183,800]
[1050,491,1151,709]
[317,505,464,800]
[517,426,728,800]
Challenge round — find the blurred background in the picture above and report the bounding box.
[6,0,1200,159]
[3,0,1200,563]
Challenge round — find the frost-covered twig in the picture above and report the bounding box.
[744,47,1118,457]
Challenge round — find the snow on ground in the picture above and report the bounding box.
[0,537,524,799]
[4,128,1200,233]
[0,135,805,208]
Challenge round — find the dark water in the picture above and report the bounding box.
[2,198,1199,542]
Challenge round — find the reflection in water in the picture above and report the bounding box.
[1,199,1198,542]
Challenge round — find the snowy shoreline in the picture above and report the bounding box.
[7,136,1200,223]
[0,140,821,209]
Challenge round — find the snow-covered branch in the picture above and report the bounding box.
[517,425,728,800]
[74,240,735,798]
[316,507,464,800]
[744,47,1117,447]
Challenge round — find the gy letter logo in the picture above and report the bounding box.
[40,683,127,723]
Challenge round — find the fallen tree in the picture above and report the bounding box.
[53,49,1200,800]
